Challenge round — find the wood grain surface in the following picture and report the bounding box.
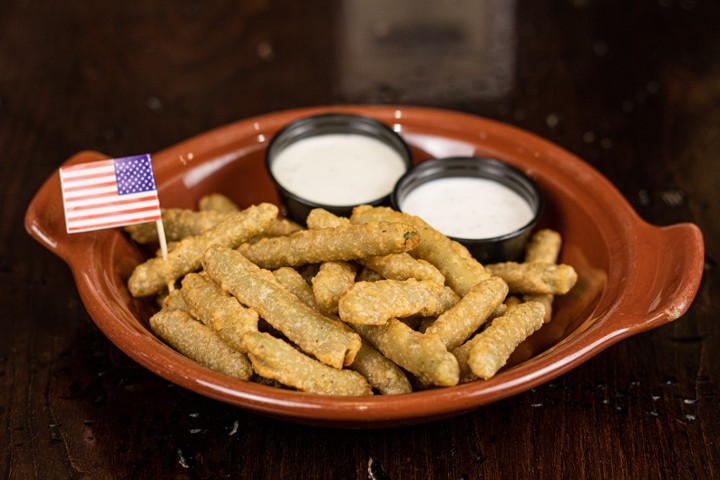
[2,0,718,478]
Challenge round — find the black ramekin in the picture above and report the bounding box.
[391,156,544,263]
[265,113,413,224]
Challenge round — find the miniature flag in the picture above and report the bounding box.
[60,154,161,233]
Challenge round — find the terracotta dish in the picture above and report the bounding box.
[24,106,704,428]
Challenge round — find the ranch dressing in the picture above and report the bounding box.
[270,133,407,206]
[400,177,535,239]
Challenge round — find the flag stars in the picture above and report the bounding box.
[114,155,158,195]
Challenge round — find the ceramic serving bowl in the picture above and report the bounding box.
[24,105,704,429]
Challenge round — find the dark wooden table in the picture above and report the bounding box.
[3,1,718,478]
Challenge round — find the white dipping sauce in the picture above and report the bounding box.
[270,133,407,206]
[400,177,535,239]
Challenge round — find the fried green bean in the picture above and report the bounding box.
[272,266,317,308]
[339,278,459,325]
[202,246,362,369]
[272,264,411,395]
[237,221,420,269]
[524,229,562,264]
[425,275,509,350]
[351,319,459,387]
[356,266,385,282]
[180,272,259,353]
[312,261,358,315]
[149,308,253,380]
[243,331,372,396]
[198,193,240,213]
[125,208,230,243]
[262,218,303,237]
[360,254,445,284]
[350,205,489,296]
[128,203,278,297]
[159,288,192,314]
[484,262,577,295]
[467,301,545,380]
[307,208,445,284]
[304,207,360,316]
[522,229,563,323]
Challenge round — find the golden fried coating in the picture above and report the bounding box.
[198,193,240,213]
[356,267,385,282]
[522,229,563,323]
[350,205,489,296]
[243,331,373,396]
[524,229,562,264]
[351,319,459,387]
[311,261,358,315]
[484,262,577,295]
[133,197,580,396]
[361,254,445,284]
[307,208,444,284]
[304,207,348,229]
[238,221,420,268]
[202,246,362,369]
[125,208,230,243]
[128,203,278,297]
[466,301,545,380]
[263,218,303,237]
[424,276,509,350]
[271,263,412,395]
[159,288,192,313]
[180,273,259,353]
[347,341,412,395]
[339,278,459,326]
[272,266,317,308]
[149,308,253,380]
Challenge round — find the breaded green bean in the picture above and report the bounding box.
[125,208,230,243]
[128,203,278,297]
[243,331,372,396]
[351,319,459,387]
[524,229,562,264]
[180,273,259,353]
[272,264,412,395]
[451,338,479,384]
[202,246,362,369]
[305,207,350,229]
[350,205,489,296]
[312,261,357,315]
[504,295,522,308]
[349,341,412,395]
[452,338,504,384]
[159,288,192,313]
[272,266,317,308]
[356,266,385,282]
[237,221,420,268]
[467,301,545,380]
[198,193,240,213]
[307,208,445,284]
[484,262,577,295]
[425,276,509,350]
[264,218,303,237]
[522,229,563,323]
[304,206,360,316]
[149,308,253,380]
[361,254,445,284]
[339,278,459,325]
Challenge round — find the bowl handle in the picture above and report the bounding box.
[24,151,111,263]
[602,221,704,336]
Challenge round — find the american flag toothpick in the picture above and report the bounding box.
[59,154,168,259]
